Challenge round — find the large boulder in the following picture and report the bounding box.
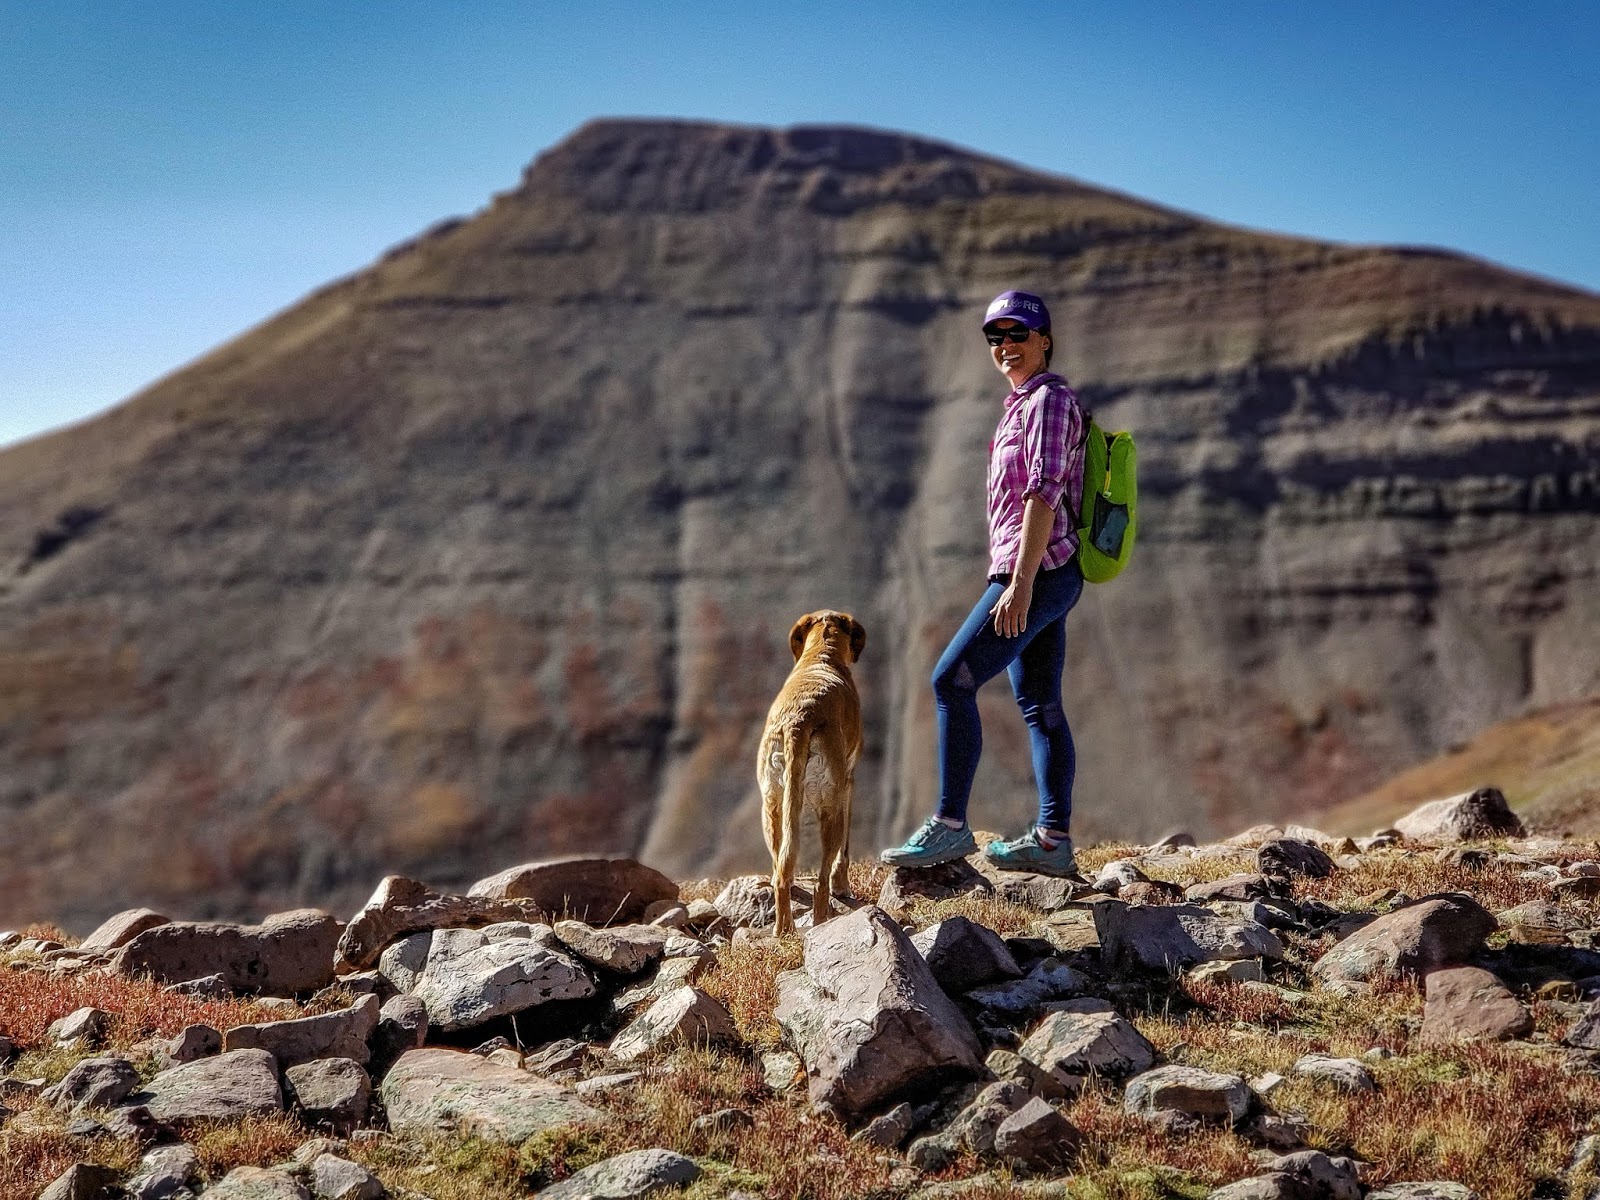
[468,857,678,924]
[110,909,341,993]
[1420,966,1533,1043]
[224,994,380,1067]
[135,1048,285,1122]
[1393,788,1525,843]
[380,1047,602,1144]
[1094,900,1284,973]
[910,917,1023,993]
[1313,895,1497,984]
[775,904,983,1117]
[335,875,548,971]
[409,934,595,1031]
[1017,999,1156,1079]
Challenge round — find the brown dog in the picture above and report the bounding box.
[757,609,866,937]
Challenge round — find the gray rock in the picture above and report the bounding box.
[48,1006,111,1048]
[411,936,595,1031]
[1188,959,1267,985]
[43,1054,140,1112]
[205,1167,311,1200]
[39,1164,123,1200]
[225,994,380,1067]
[136,1048,285,1122]
[1186,873,1277,903]
[612,954,712,1016]
[539,1148,701,1200]
[1564,996,1600,1050]
[964,957,1093,1017]
[159,1024,221,1067]
[1095,900,1284,973]
[992,1096,1082,1173]
[1208,1173,1320,1200]
[1292,1054,1376,1093]
[1313,894,1497,983]
[165,974,233,999]
[379,1047,601,1144]
[1269,1151,1362,1200]
[947,1080,1032,1154]
[1366,1186,1482,1200]
[524,1038,591,1078]
[906,1132,959,1172]
[713,875,782,929]
[127,1143,201,1200]
[761,1050,803,1091]
[1018,999,1156,1078]
[369,993,428,1078]
[467,858,679,924]
[1393,788,1525,842]
[79,908,171,953]
[112,909,342,994]
[986,1047,1079,1101]
[1125,1065,1252,1124]
[610,986,739,1062]
[334,875,548,972]
[911,916,1022,993]
[774,904,983,1117]
[1258,838,1335,880]
[852,1101,915,1148]
[554,921,669,974]
[1420,966,1532,1043]
[877,859,993,908]
[1093,859,1151,895]
[285,1058,372,1132]
[691,1107,753,1136]
[309,1154,386,1200]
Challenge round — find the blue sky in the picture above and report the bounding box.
[3,1,1597,448]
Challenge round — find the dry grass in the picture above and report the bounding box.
[697,936,803,1051]
[1294,847,1585,914]
[0,1099,142,1200]
[190,1112,311,1176]
[0,956,294,1055]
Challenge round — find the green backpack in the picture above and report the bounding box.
[1072,417,1137,583]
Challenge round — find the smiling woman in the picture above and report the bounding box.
[881,288,1094,878]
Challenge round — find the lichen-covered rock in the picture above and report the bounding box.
[553,921,669,974]
[993,1097,1082,1173]
[136,1047,285,1122]
[380,1047,601,1144]
[468,858,679,925]
[205,1167,311,1200]
[42,1055,140,1112]
[1292,1054,1376,1093]
[285,1058,372,1133]
[47,1007,111,1048]
[410,936,595,1031]
[308,1154,386,1200]
[1018,999,1156,1078]
[538,1149,700,1200]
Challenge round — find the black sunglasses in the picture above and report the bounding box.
[984,327,1034,346]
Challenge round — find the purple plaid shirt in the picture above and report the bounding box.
[986,371,1086,579]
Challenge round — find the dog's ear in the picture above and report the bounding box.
[848,616,866,662]
[788,613,817,661]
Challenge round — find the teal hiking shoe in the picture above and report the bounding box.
[880,818,978,868]
[983,829,1082,878]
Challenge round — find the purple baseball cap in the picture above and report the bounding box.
[982,289,1050,331]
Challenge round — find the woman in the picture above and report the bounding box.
[882,289,1087,877]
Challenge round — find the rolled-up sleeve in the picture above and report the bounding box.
[1021,383,1083,511]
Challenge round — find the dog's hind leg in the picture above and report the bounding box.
[774,723,811,938]
[827,771,855,906]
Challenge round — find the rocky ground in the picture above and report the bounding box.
[6,787,1600,1200]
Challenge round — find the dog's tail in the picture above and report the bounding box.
[776,722,811,897]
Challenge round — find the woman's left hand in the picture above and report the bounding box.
[991,577,1033,638]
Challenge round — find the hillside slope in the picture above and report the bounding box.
[2,119,1598,930]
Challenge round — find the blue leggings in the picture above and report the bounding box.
[933,560,1083,832]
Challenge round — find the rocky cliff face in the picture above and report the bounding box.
[3,119,1598,930]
